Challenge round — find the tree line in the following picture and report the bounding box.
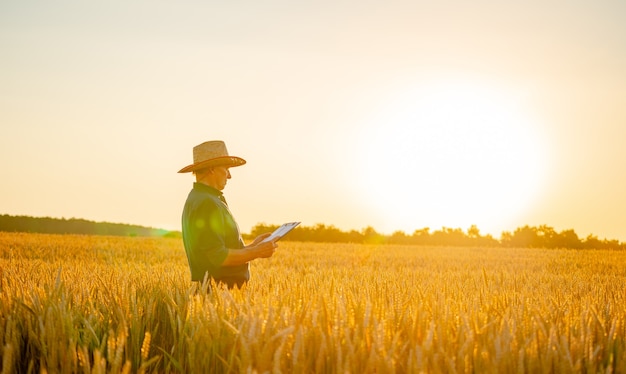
[2,214,624,249]
[247,223,626,250]
[0,214,176,237]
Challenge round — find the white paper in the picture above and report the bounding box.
[261,222,300,243]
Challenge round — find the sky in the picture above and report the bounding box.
[1,0,625,241]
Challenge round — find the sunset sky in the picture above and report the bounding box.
[1,1,625,241]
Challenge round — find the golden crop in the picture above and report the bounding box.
[1,232,625,373]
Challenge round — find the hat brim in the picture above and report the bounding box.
[178,156,246,173]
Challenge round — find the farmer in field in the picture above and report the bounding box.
[178,140,278,289]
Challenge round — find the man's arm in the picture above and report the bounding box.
[221,239,277,266]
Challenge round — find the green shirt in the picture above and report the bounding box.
[181,182,248,283]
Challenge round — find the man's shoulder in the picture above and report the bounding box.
[188,188,220,203]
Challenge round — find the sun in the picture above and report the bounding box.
[352,75,549,236]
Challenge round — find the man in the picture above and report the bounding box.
[178,140,277,288]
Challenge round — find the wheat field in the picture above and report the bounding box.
[1,232,625,373]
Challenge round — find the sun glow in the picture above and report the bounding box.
[354,76,550,235]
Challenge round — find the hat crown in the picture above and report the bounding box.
[178,140,246,173]
[193,141,229,163]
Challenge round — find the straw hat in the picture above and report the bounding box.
[178,140,246,173]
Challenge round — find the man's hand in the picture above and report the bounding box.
[250,232,272,246]
[222,238,278,266]
[253,239,277,258]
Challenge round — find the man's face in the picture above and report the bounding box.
[211,166,231,190]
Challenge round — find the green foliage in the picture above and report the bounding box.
[0,214,179,238]
[247,222,625,249]
[500,224,623,249]
[3,214,623,249]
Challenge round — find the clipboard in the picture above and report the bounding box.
[261,222,300,243]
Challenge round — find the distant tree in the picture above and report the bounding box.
[247,223,280,241]
[434,227,468,246]
[536,225,557,247]
[388,230,411,245]
[478,233,500,247]
[313,224,343,242]
[553,229,581,249]
[411,227,431,245]
[467,225,480,238]
[582,234,602,249]
[0,214,174,237]
[465,225,499,247]
[579,234,624,249]
[6,214,624,248]
[362,226,385,245]
[501,225,592,249]
[502,225,539,247]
